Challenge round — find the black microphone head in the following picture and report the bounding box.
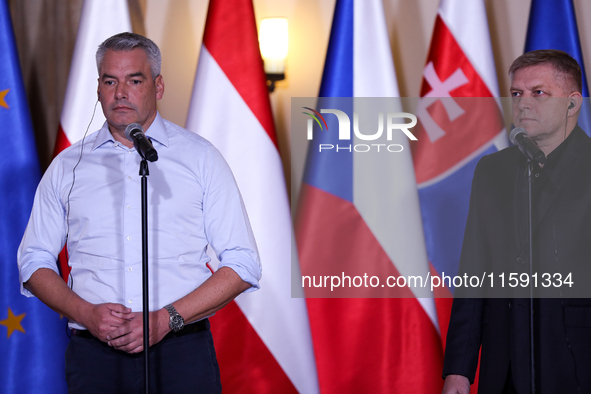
[124,123,143,142]
[509,127,527,145]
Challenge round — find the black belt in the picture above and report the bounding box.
[71,318,209,341]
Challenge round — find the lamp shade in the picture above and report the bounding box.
[259,17,288,74]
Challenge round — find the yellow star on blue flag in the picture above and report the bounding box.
[0,0,68,392]
[0,89,8,108]
[0,308,26,338]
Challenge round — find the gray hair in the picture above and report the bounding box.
[96,32,161,79]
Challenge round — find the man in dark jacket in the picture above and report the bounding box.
[442,50,590,394]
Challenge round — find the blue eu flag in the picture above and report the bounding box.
[0,0,68,392]
[525,0,591,135]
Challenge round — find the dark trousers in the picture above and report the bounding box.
[65,328,221,393]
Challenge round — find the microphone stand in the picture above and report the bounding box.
[140,158,150,394]
[126,127,157,393]
[527,160,535,394]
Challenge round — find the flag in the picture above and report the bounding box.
[53,0,132,280]
[186,0,318,392]
[412,0,507,390]
[0,0,69,392]
[524,0,591,135]
[295,0,443,391]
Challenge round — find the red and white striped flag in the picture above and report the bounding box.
[54,0,132,154]
[186,0,318,392]
[53,0,131,280]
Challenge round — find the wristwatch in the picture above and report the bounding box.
[164,304,185,332]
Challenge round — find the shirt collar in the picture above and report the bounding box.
[144,112,169,148]
[91,122,115,151]
[91,112,169,151]
[539,123,578,171]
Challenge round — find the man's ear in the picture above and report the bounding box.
[568,92,583,115]
[155,75,164,100]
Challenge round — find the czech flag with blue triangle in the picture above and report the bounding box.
[296,0,443,391]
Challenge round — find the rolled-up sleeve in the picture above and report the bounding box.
[201,146,261,291]
[18,156,67,296]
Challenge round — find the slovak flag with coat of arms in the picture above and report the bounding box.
[412,0,508,390]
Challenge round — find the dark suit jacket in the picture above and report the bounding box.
[443,126,591,394]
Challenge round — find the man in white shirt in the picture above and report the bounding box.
[18,32,261,393]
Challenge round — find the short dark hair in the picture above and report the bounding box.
[96,32,161,79]
[509,49,582,93]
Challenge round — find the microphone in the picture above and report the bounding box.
[509,127,546,165]
[125,123,158,162]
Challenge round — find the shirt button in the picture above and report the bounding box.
[128,267,133,272]
[127,236,132,241]
[128,299,133,304]
[127,205,131,209]
[128,176,132,180]
[535,173,540,178]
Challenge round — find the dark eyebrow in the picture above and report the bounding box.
[100,72,147,80]
[530,84,545,91]
[128,72,147,79]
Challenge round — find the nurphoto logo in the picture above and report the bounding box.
[303,107,418,153]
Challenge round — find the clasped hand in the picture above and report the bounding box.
[82,303,170,354]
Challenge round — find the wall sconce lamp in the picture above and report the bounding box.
[259,17,288,93]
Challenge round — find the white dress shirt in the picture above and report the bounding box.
[18,113,261,329]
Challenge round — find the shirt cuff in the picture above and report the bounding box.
[218,251,262,292]
[19,251,61,297]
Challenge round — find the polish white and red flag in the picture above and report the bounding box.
[412,0,507,390]
[53,0,132,280]
[186,0,318,392]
